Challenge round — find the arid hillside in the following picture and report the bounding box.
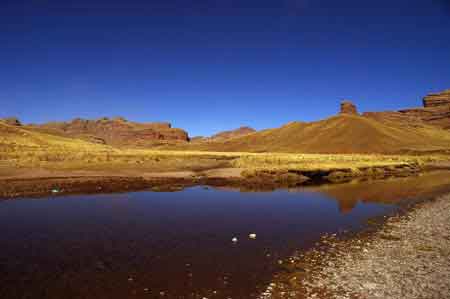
[210,126,256,140]
[0,120,116,166]
[187,114,450,154]
[182,89,450,154]
[364,89,450,130]
[25,117,189,147]
[0,120,109,150]
[2,88,450,154]
[191,126,256,143]
[2,118,450,196]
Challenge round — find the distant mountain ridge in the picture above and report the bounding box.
[2,88,450,154]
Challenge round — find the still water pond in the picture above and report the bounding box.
[1,172,450,299]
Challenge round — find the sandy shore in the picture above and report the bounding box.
[261,194,450,299]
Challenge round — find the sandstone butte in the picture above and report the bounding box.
[340,100,358,115]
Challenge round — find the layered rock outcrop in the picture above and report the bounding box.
[418,89,450,129]
[362,110,426,128]
[340,101,358,115]
[363,89,450,130]
[29,117,189,147]
[423,89,450,108]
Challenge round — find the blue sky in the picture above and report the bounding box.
[1,0,450,136]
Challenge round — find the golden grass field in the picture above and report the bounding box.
[1,120,449,179]
[0,124,446,175]
[182,114,450,154]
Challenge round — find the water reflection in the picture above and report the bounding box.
[0,171,449,299]
[306,171,450,213]
[215,171,450,213]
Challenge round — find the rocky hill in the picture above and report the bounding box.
[191,126,256,143]
[211,126,256,140]
[26,117,189,147]
[423,89,450,108]
[188,89,450,154]
[4,88,450,154]
[364,89,450,130]
[191,114,450,154]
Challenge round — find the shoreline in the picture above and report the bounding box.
[2,164,450,298]
[260,192,450,299]
[0,162,447,199]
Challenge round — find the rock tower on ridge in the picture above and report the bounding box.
[340,100,358,115]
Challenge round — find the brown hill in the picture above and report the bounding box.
[186,90,450,154]
[190,126,256,143]
[190,114,450,154]
[4,88,450,154]
[364,89,450,130]
[0,117,22,126]
[0,120,112,152]
[211,126,256,140]
[26,117,189,147]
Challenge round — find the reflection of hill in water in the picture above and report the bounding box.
[212,171,450,214]
[304,171,450,213]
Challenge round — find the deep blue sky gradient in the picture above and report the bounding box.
[1,0,450,136]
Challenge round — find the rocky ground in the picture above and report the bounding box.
[261,193,450,299]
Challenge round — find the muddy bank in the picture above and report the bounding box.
[0,162,449,199]
[260,193,450,299]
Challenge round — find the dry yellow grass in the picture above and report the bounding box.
[230,152,439,171]
[182,114,450,154]
[1,121,448,175]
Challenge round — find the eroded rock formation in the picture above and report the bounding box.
[423,89,450,108]
[340,101,358,115]
[29,117,189,147]
[363,89,450,130]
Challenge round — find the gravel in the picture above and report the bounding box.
[260,194,450,299]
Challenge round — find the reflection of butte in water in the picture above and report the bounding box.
[337,200,358,214]
[306,171,450,213]
[210,171,450,213]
